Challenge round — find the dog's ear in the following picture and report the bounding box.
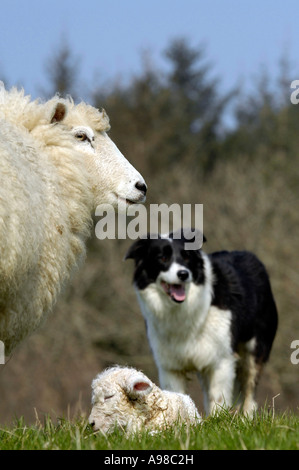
[124,237,150,262]
[170,228,207,247]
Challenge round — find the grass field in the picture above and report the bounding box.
[0,408,298,451]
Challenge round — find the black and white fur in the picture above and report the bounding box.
[125,230,278,416]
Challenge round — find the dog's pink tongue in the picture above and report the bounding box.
[170,284,186,302]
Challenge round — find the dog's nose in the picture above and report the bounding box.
[177,270,189,281]
[135,181,147,196]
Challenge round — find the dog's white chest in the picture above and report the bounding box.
[136,284,232,372]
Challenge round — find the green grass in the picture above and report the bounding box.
[0,408,298,450]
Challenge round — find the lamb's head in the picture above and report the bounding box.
[45,99,147,211]
[89,367,160,434]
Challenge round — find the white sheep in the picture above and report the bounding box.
[0,84,147,355]
[89,366,201,434]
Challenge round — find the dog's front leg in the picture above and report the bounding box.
[158,367,186,394]
[201,358,236,415]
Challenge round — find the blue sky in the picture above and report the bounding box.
[0,0,298,101]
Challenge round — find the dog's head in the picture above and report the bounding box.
[125,229,206,303]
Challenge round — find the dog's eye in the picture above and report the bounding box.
[181,250,190,260]
[159,254,169,263]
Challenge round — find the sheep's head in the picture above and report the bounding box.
[39,98,147,212]
[89,367,159,434]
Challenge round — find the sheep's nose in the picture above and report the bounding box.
[135,181,147,196]
[177,270,189,281]
[89,420,95,428]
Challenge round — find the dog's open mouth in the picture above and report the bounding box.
[161,281,186,303]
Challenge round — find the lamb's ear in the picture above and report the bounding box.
[124,374,153,399]
[50,102,67,124]
[124,237,150,262]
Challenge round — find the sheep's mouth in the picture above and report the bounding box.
[161,281,186,303]
[123,198,136,206]
[115,194,145,206]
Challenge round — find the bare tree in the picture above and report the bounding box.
[42,39,80,100]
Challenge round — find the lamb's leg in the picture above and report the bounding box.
[158,368,186,394]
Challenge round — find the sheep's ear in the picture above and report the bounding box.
[50,102,67,124]
[124,375,153,399]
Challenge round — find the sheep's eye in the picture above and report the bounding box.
[104,394,115,400]
[75,132,88,142]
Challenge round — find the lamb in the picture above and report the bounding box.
[89,366,201,434]
[0,84,147,355]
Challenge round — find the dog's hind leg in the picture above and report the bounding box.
[241,358,262,417]
[237,339,262,417]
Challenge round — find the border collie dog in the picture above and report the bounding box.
[125,230,278,416]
